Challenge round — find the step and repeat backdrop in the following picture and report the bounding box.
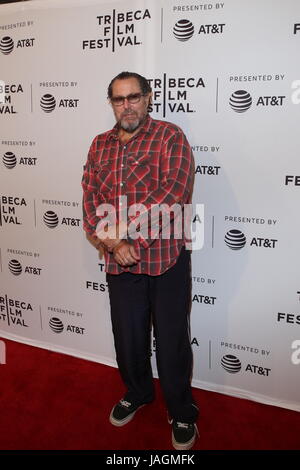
[0,0,300,412]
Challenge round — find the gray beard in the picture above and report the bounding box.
[120,118,140,133]
[119,113,147,134]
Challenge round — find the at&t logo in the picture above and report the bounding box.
[221,355,241,373]
[221,355,271,376]
[225,230,246,250]
[40,94,79,112]
[8,259,41,276]
[43,211,59,228]
[0,36,14,54]
[192,294,216,305]
[173,20,194,41]
[8,259,22,276]
[225,230,278,250]
[49,317,85,335]
[3,152,17,169]
[43,211,80,228]
[229,90,252,113]
[195,164,221,176]
[2,152,37,169]
[229,89,286,113]
[49,317,64,333]
[0,36,35,55]
[173,20,225,41]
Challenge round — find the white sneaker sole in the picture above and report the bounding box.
[172,432,196,451]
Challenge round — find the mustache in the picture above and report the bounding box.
[121,110,137,118]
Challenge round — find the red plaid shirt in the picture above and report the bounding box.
[82,115,194,275]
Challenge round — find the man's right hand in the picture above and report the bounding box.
[112,240,140,267]
[86,232,103,250]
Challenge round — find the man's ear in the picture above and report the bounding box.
[147,92,153,112]
[148,91,153,106]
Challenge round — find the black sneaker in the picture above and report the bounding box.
[109,399,145,427]
[171,421,198,450]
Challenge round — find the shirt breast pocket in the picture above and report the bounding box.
[127,153,151,192]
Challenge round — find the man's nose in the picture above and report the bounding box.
[123,98,131,109]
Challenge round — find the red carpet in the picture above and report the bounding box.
[0,337,299,450]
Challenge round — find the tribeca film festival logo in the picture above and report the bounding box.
[221,354,271,377]
[173,19,225,42]
[49,317,85,335]
[147,74,205,118]
[0,294,32,328]
[224,229,278,250]
[95,196,204,251]
[0,82,24,114]
[0,195,27,226]
[0,35,35,55]
[82,8,151,52]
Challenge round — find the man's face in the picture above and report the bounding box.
[110,77,150,133]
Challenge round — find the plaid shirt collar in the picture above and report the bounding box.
[107,114,153,141]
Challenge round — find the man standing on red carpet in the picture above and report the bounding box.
[81,71,199,450]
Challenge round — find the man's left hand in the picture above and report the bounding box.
[96,221,128,252]
[113,240,140,267]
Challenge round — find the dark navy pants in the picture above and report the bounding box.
[106,247,199,423]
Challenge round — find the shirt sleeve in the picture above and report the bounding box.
[81,137,102,236]
[127,130,195,249]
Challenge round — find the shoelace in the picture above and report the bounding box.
[120,399,132,408]
[176,422,190,429]
[169,418,200,437]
